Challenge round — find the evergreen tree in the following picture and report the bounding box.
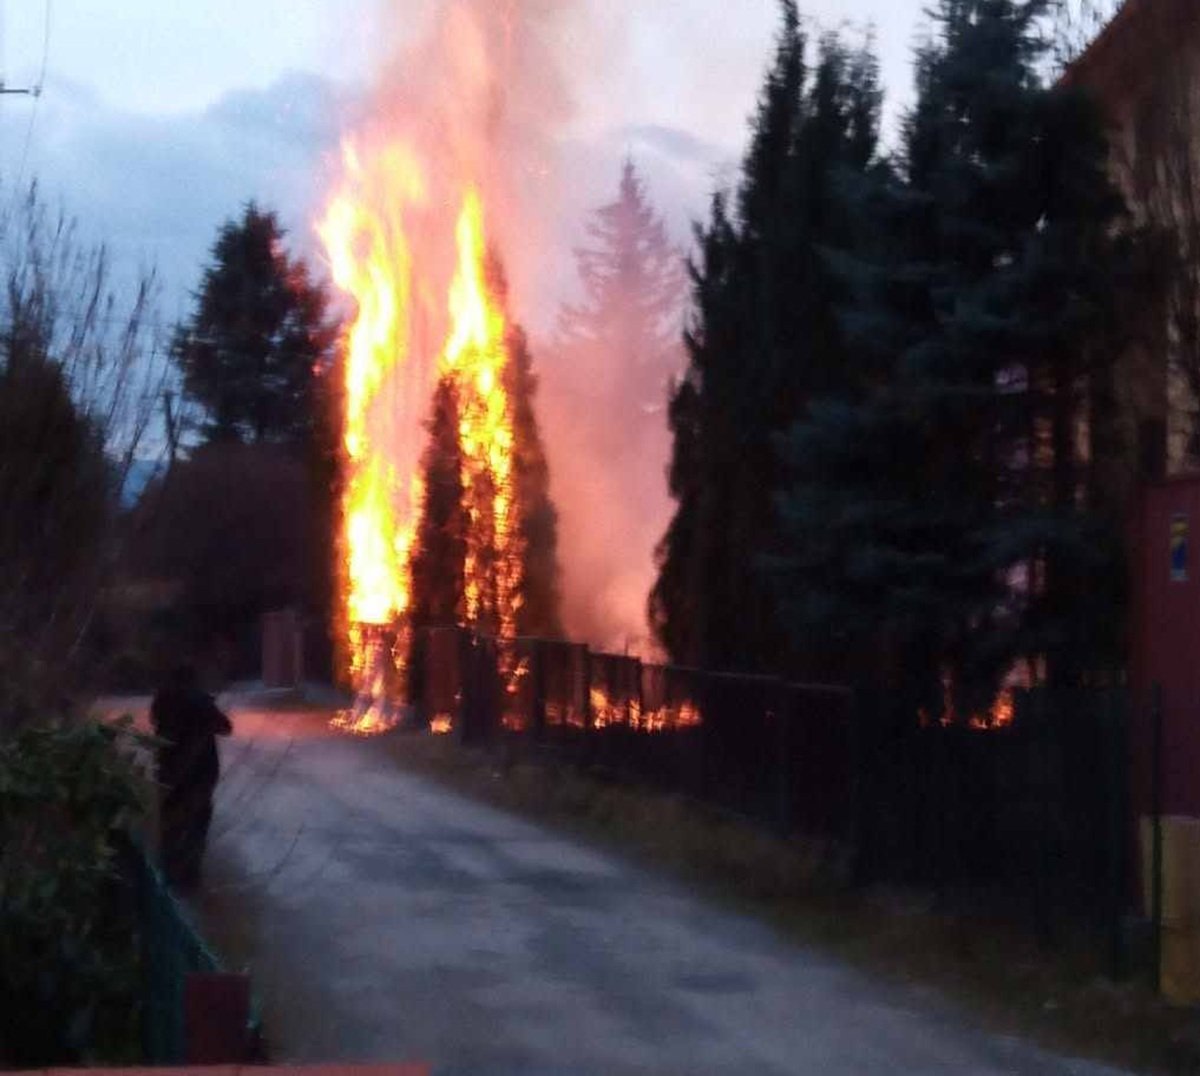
[551,160,686,652]
[0,338,109,701]
[173,203,338,446]
[651,3,882,675]
[774,0,1131,716]
[558,159,686,429]
[409,256,563,641]
[410,379,467,630]
[507,324,564,638]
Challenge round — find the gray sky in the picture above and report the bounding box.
[0,0,931,324]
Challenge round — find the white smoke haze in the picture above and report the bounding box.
[329,1,707,657]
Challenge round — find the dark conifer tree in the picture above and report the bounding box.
[775,0,1132,717]
[507,324,564,638]
[172,204,342,669]
[652,2,882,675]
[410,379,467,631]
[173,203,339,447]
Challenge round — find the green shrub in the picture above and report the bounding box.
[0,716,151,1065]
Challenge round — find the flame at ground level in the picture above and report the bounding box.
[586,686,703,733]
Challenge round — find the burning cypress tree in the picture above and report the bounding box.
[506,323,564,639]
[408,252,563,644]
[410,378,467,631]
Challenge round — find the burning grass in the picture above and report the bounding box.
[383,732,1200,1076]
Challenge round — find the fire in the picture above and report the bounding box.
[331,629,404,736]
[971,688,1014,731]
[918,670,1016,732]
[430,714,454,736]
[589,684,704,733]
[440,192,524,641]
[589,685,622,729]
[319,143,428,717]
[320,147,524,732]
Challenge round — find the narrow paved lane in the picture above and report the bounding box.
[197,701,1126,1076]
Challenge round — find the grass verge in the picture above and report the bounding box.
[382,731,1200,1076]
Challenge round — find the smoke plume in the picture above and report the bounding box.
[342,1,687,657]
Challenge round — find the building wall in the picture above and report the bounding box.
[1068,0,1200,487]
[1130,476,1200,820]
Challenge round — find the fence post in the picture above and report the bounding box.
[456,629,473,743]
[581,645,593,742]
[849,686,870,887]
[1151,682,1164,995]
[1106,688,1130,981]
[1032,688,1054,950]
[773,681,793,836]
[532,640,546,743]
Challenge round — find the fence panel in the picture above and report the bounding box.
[407,631,1126,949]
[539,639,588,739]
[781,684,855,840]
[132,846,223,1064]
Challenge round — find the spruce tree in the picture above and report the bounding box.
[552,159,686,652]
[651,4,882,675]
[409,256,563,642]
[558,159,686,432]
[173,203,338,446]
[774,0,1131,716]
[410,379,467,630]
[507,324,564,638]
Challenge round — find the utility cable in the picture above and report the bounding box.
[8,0,51,208]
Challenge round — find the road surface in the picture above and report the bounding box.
[187,698,1127,1076]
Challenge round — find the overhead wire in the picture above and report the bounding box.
[8,0,51,207]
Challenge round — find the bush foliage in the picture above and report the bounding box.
[0,717,150,1066]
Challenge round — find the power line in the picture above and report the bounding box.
[36,0,52,96]
[0,0,49,96]
[4,0,52,207]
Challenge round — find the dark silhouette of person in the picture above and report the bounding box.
[150,664,232,889]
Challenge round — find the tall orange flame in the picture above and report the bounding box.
[440,190,524,641]
[319,147,523,731]
[318,144,428,713]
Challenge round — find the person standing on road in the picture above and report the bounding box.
[150,664,233,890]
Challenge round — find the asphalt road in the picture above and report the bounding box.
[188,699,1129,1076]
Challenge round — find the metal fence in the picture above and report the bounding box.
[407,628,1131,970]
[410,627,856,843]
[130,843,261,1064]
[852,687,1130,969]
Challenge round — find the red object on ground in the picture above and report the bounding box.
[185,972,253,1063]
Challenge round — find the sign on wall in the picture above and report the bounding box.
[1172,512,1189,582]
